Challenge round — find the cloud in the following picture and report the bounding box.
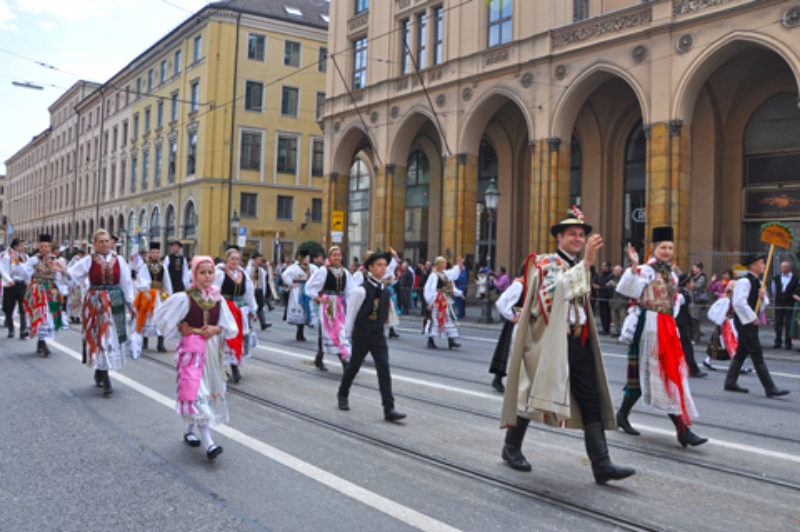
[39,20,55,30]
[9,0,118,21]
[0,0,18,30]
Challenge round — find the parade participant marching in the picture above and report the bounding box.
[66,248,86,324]
[337,251,406,422]
[154,255,239,460]
[214,247,257,383]
[723,253,790,397]
[305,246,353,372]
[66,229,139,396]
[676,274,708,378]
[21,234,69,356]
[1,238,29,338]
[706,280,739,370]
[164,240,191,295]
[282,250,316,341]
[615,227,707,448]
[488,266,524,393]
[245,253,272,330]
[133,243,169,352]
[500,208,634,484]
[352,248,402,339]
[423,256,464,349]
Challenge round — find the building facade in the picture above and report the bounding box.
[322,0,800,273]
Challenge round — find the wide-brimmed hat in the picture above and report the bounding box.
[742,252,767,266]
[170,240,183,248]
[38,234,52,243]
[149,242,161,250]
[651,226,674,243]
[364,251,391,268]
[550,206,592,237]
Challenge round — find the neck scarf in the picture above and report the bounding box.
[190,255,221,302]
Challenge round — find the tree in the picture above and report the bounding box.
[298,240,324,258]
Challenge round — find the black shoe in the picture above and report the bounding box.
[740,366,753,375]
[787,343,793,350]
[36,340,44,355]
[773,342,782,349]
[143,337,149,350]
[94,370,103,388]
[766,388,790,398]
[6,330,13,338]
[584,422,635,484]
[206,444,223,460]
[384,409,406,422]
[389,328,399,339]
[156,337,167,353]
[261,322,272,330]
[315,354,328,372]
[724,383,749,393]
[491,375,505,393]
[702,358,716,371]
[501,444,532,472]
[183,433,201,447]
[230,365,241,383]
[102,371,113,396]
[677,428,708,447]
[20,330,28,339]
[690,370,708,378]
[41,342,51,357]
[448,338,461,349]
[337,394,349,411]
[616,394,640,436]
[427,338,437,349]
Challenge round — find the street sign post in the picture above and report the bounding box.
[331,211,344,243]
[237,226,247,247]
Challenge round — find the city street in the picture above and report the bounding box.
[1,309,798,531]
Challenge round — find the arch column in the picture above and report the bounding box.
[441,153,478,260]
[323,171,348,250]
[529,137,570,254]
[372,164,407,252]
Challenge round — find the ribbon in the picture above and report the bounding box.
[133,288,158,333]
[224,299,244,363]
[176,333,207,416]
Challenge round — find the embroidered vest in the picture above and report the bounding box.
[32,255,56,283]
[355,281,389,335]
[89,254,120,285]
[221,271,244,299]
[323,267,346,294]
[185,291,221,328]
[250,266,263,290]
[638,265,675,315]
[168,254,185,292]
[148,260,164,288]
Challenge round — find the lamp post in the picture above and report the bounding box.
[230,211,240,248]
[300,207,312,230]
[480,177,500,323]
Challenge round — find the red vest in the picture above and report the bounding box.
[89,254,120,285]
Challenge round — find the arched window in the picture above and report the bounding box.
[108,216,114,235]
[165,205,176,240]
[623,122,646,255]
[183,201,196,238]
[404,149,430,263]
[138,209,147,238]
[150,207,160,240]
[477,139,498,268]
[127,211,135,256]
[348,158,370,263]
[570,135,582,207]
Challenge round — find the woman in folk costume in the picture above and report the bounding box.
[500,208,634,484]
[66,249,86,323]
[214,247,257,383]
[423,256,464,349]
[614,226,707,448]
[488,263,526,393]
[282,250,316,341]
[22,234,69,357]
[305,246,353,372]
[133,243,169,353]
[155,256,238,460]
[66,229,139,396]
[706,280,741,369]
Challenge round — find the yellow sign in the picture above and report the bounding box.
[331,211,344,231]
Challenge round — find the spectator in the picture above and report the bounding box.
[418,261,432,314]
[608,265,629,337]
[597,261,613,335]
[396,259,414,314]
[454,265,468,319]
[690,262,709,342]
[492,266,510,293]
[772,260,798,349]
[590,264,600,314]
[708,269,733,300]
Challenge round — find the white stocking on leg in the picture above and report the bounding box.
[198,424,215,449]
[184,423,195,436]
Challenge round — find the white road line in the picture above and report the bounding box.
[49,339,460,532]
[258,344,800,464]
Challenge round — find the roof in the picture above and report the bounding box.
[208,0,329,29]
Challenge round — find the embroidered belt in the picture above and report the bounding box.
[89,284,117,290]
[151,280,163,289]
[640,303,672,315]
[321,290,344,295]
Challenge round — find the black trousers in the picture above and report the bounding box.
[338,332,394,410]
[726,323,764,386]
[774,307,792,346]
[567,335,602,425]
[678,322,701,374]
[598,301,611,334]
[3,282,27,332]
[254,289,267,328]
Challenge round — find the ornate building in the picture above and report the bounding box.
[322,0,800,272]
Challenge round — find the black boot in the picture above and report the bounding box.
[389,327,399,339]
[314,351,328,372]
[427,338,437,349]
[296,325,306,342]
[230,364,241,383]
[491,374,505,393]
[93,369,103,387]
[36,340,45,355]
[755,363,790,397]
[41,341,51,357]
[616,394,640,436]
[101,371,113,396]
[384,408,407,422]
[502,417,532,471]
[584,422,636,484]
[448,337,461,349]
[724,358,749,393]
[669,414,708,447]
[157,336,167,353]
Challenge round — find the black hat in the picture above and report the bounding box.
[149,242,161,250]
[678,273,692,287]
[651,226,674,243]
[226,244,240,251]
[170,240,183,248]
[742,252,767,266]
[298,249,310,258]
[110,234,119,242]
[38,234,52,243]
[10,238,21,248]
[550,206,592,237]
[364,251,392,268]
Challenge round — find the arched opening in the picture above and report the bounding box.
[404,149,430,264]
[348,158,370,263]
[477,139,498,269]
[108,216,114,236]
[623,122,647,255]
[570,135,582,208]
[165,205,176,242]
[127,211,135,257]
[183,201,197,256]
[150,206,161,244]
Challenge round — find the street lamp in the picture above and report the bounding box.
[301,208,313,230]
[480,177,500,323]
[230,211,240,247]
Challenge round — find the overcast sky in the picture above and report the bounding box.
[0,0,213,174]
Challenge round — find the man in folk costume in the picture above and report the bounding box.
[615,226,707,448]
[245,253,272,331]
[337,251,406,422]
[306,246,353,372]
[1,238,29,338]
[164,240,191,296]
[352,248,402,339]
[134,242,169,352]
[724,253,790,397]
[22,234,69,356]
[500,208,635,485]
[282,249,316,341]
[489,263,525,393]
[423,256,464,349]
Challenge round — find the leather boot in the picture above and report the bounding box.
[491,374,505,393]
[501,417,532,471]
[615,394,640,435]
[388,327,399,338]
[724,358,749,393]
[314,351,328,372]
[157,336,167,353]
[296,325,306,342]
[427,337,437,349]
[94,369,103,387]
[448,337,461,349]
[755,363,790,397]
[41,341,51,357]
[669,414,708,447]
[230,364,241,383]
[36,340,45,355]
[583,422,635,484]
[143,337,149,350]
[101,371,113,396]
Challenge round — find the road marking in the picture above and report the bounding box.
[49,339,460,532]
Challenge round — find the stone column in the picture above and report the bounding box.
[441,153,478,261]
[383,164,406,253]
[322,171,348,249]
[529,138,569,254]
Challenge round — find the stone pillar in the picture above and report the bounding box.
[372,165,388,251]
[323,171,348,249]
[529,138,569,254]
[441,153,478,261]
[384,164,406,253]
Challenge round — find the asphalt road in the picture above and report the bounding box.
[1,310,798,531]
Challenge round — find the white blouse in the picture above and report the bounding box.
[154,292,239,341]
[67,252,135,305]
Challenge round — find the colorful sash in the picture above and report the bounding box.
[319,294,349,361]
[24,280,63,337]
[176,333,207,416]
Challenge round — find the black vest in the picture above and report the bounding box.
[168,254,185,292]
[746,273,760,311]
[323,268,346,294]
[221,272,244,299]
[354,279,390,336]
[773,273,798,307]
[148,260,164,284]
[676,288,691,327]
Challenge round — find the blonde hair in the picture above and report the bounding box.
[225,248,241,260]
[328,245,341,255]
[92,229,110,243]
[434,256,447,267]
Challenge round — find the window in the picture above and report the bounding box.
[433,6,443,65]
[245,81,264,112]
[168,139,177,183]
[187,133,197,175]
[130,153,138,193]
[348,159,370,261]
[401,19,411,74]
[112,127,118,151]
[573,0,589,22]
[315,91,325,120]
[174,49,182,75]
[150,208,160,239]
[248,33,265,61]
[183,202,196,238]
[157,101,164,129]
[190,81,199,112]
[276,195,294,220]
[276,135,298,174]
[488,0,512,47]
[144,107,151,134]
[160,60,167,83]
[147,69,153,92]
[311,138,324,177]
[171,92,178,122]
[353,37,367,90]
[318,47,327,72]
[355,0,368,14]
[241,192,258,217]
[284,40,301,67]
[281,86,299,116]
[417,13,427,69]
[154,144,163,187]
[136,78,141,98]
[165,205,176,239]
[122,121,128,146]
[240,131,262,171]
[142,150,149,190]
[133,114,139,139]
[193,35,202,62]
[311,198,322,222]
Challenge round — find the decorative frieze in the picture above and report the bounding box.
[783,6,800,27]
[484,47,509,66]
[551,4,652,49]
[347,11,368,33]
[673,0,740,16]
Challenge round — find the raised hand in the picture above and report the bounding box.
[626,242,639,266]
[584,234,604,268]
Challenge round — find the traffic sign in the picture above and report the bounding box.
[237,226,247,247]
[331,211,344,231]
[331,231,343,244]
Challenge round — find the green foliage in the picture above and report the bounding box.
[298,240,324,258]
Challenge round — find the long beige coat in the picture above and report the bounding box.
[500,253,616,430]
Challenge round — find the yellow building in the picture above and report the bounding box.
[123,0,329,259]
